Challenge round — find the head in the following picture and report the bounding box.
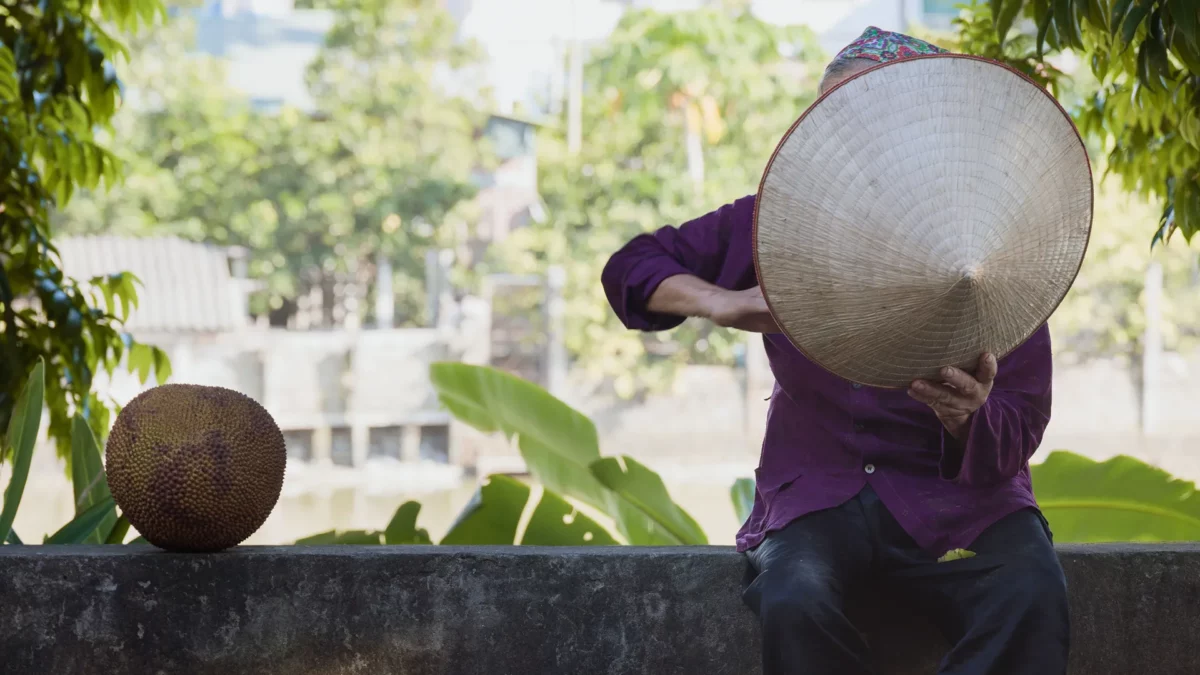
[818,26,950,96]
[818,57,874,96]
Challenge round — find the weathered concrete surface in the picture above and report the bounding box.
[1,544,1198,674]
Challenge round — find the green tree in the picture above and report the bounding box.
[1,0,170,459]
[958,0,1200,243]
[491,7,825,397]
[57,0,489,327]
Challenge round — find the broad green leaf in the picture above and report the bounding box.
[590,456,707,545]
[1032,451,1200,542]
[522,488,620,546]
[431,363,710,546]
[0,359,45,543]
[429,362,608,509]
[440,475,529,545]
[105,514,131,544]
[295,530,384,545]
[45,497,117,544]
[70,414,116,544]
[731,477,755,524]
[384,501,432,545]
[6,529,22,544]
[129,536,150,545]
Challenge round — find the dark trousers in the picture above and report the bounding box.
[742,486,1070,675]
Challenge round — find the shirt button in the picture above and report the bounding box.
[864,464,876,475]
[852,383,863,390]
[853,422,866,432]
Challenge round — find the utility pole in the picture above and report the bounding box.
[567,0,583,155]
[1141,260,1163,435]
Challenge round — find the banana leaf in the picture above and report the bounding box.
[44,497,117,544]
[1032,451,1200,542]
[70,414,117,543]
[0,359,44,543]
[430,363,705,545]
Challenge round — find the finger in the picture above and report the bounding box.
[908,380,970,409]
[977,353,998,386]
[940,366,980,396]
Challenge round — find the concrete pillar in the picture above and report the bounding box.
[1141,261,1163,435]
[375,255,394,329]
[401,425,422,463]
[544,266,567,397]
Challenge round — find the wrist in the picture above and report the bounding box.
[941,414,971,442]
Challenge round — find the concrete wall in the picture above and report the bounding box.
[2,545,1198,674]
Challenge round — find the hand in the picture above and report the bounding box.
[704,287,780,334]
[908,353,998,441]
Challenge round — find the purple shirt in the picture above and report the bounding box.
[601,194,1053,556]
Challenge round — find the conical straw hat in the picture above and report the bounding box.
[753,55,1093,389]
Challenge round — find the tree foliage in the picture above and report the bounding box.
[55,0,489,328]
[1,0,170,459]
[490,7,825,397]
[959,0,1200,243]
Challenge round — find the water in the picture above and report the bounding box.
[12,459,744,546]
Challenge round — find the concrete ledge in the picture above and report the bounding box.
[1,544,1199,674]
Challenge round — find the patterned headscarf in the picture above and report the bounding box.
[833,26,949,64]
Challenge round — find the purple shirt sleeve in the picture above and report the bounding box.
[601,195,759,331]
[938,323,1053,487]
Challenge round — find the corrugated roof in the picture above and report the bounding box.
[56,236,245,333]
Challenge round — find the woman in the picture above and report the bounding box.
[601,27,1069,675]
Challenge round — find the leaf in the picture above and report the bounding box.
[70,414,116,544]
[5,530,22,545]
[129,536,149,545]
[937,548,977,562]
[128,343,153,383]
[731,477,755,524]
[1032,451,1200,542]
[1054,0,1084,48]
[1169,0,1199,49]
[1037,7,1056,56]
[0,47,18,100]
[151,346,172,385]
[0,359,45,543]
[295,530,384,545]
[590,456,707,545]
[440,475,529,545]
[383,501,432,545]
[105,514,131,544]
[428,362,608,509]
[44,497,117,544]
[521,488,620,545]
[430,363,708,546]
[1121,2,1151,47]
[997,0,1024,43]
[1111,0,1135,33]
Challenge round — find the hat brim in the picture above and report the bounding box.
[752,54,1094,389]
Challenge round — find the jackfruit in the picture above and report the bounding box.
[105,384,287,552]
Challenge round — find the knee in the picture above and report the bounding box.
[752,566,844,628]
[1002,557,1069,616]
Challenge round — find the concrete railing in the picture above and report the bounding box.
[2,544,1198,674]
